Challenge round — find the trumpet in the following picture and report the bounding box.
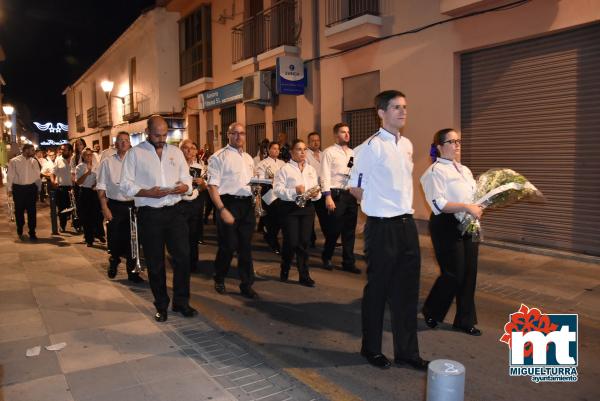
[251,183,266,217]
[295,185,321,208]
[129,207,144,273]
[60,188,81,231]
[265,166,275,180]
[7,193,15,223]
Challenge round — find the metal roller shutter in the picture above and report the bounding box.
[460,23,600,256]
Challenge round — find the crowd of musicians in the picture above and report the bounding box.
[6,90,485,371]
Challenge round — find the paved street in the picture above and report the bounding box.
[1,191,599,401]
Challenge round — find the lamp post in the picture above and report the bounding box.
[101,80,114,127]
[2,104,14,144]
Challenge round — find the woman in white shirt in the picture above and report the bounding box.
[274,139,321,287]
[75,148,104,247]
[420,128,483,336]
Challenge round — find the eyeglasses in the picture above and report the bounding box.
[443,139,462,146]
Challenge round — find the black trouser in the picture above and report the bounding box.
[322,189,358,268]
[137,203,190,310]
[423,213,479,328]
[263,189,282,248]
[56,186,73,230]
[214,195,255,289]
[362,214,421,360]
[182,196,203,271]
[197,190,208,241]
[311,197,329,245]
[107,199,135,267]
[12,183,37,235]
[79,187,103,244]
[279,201,315,277]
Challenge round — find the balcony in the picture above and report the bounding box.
[232,0,299,65]
[75,114,85,132]
[324,0,382,50]
[97,105,111,128]
[87,106,98,128]
[122,92,150,122]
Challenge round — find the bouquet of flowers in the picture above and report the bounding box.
[458,168,544,241]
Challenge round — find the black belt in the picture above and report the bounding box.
[222,194,252,200]
[138,202,181,211]
[108,198,135,206]
[368,214,413,221]
[12,183,36,188]
[331,188,348,193]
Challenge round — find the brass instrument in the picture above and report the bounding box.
[7,193,15,223]
[60,188,81,230]
[249,177,271,218]
[129,207,144,273]
[295,185,321,208]
[265,166,275,180]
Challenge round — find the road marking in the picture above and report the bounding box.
[284,368,363,401]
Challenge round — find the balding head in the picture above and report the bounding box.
[146,115,169,149]
[227,122,246,150]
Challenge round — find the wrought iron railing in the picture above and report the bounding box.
[86,107,98,128]
[122,92,150,122]
[232,0,298,64]
[325,0,380,27]
[97,105,111,128]
[75,114,85,132]
[246,123,266,157]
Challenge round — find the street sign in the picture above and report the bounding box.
[198,81,243,110]
[276,56,305,95]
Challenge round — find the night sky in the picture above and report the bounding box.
[0,0,156,127]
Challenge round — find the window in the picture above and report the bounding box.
[342,71,380,147]
[179,5,212,85]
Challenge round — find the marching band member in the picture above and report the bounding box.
[320,123,360,273]
[420,128,483,336]
[75,148,103,247]
[120,115,196,322]
[348,90,428,371]
[97,131,142,282]
[207,122,258,299]
[306,132,328,246]
[180,139,208,273]
[256,141,285,253]
[274,139,321,287]
[7,144,41,240]
[51,143,76,232]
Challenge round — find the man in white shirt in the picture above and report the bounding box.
[306,132,328,246]
[51,143,77,232]
[7,144,41,240]
[348,90,428,371]
[97,131,142,283]
[320,124,360,273]
[256,141,285,253]
[120,115,195,322]
[207,122,259,299]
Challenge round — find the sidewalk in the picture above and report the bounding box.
[0,190,321,401]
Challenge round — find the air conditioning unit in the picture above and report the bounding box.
[243,71,271,103]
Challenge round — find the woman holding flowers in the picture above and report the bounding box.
[419,128,483,336]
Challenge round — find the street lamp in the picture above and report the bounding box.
[4,121,12,129]
[101,80,115,127]
[2,105,14,116]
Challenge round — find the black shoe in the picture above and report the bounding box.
[240,286,259,299]
[127,273,144,283]
[280,270,289,282]
[361,350,391,369]
[172,304,198,318]
[29,233,38,241]
[86,242,93,247]
[154,309,168,322]
[18,234,26,241]
[108,258,119,279]
[214,282,226,294]
[299,276,315,287]
[342,265,361,274]
[322,258,334,271]
[394,356,430,371]
[97,236,106,244]
[60,226,66,233]
[452,325,482,336]
[422,311,438,329]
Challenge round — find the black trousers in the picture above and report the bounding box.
[12,184,37,235]
[182,196,203,271]
[362,215,421,360]
[322,189,358,268]
[79,187,103,244]
[197,190,208,241]
[137,203,190,310]
[106,199,134,263]
[279,201,315,277]
[214,195,255,288]
[423,213,479,328]
[56,186,73,230]
[263,196,282,248]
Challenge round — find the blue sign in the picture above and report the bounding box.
[276,56,305,95]
[198,80,243,110]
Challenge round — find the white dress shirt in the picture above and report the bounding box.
[256,157,285,179]
[52,156,74,186]
[120,141,192,208]
[348,128,415,217]
[306,149,322,176]
[99,148,117,164]
[207,145,254,197]
[41,158,55,176]
[420,158,476,217]
[274,160,322,202]
[75,163,98,189]
[96,152,133,201]
[7,155,41,189]
[320,144,354,193]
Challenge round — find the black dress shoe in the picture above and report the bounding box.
[422,311,438,329]
[155,309,168,322]
[299,276,315,287]
[172,304,198,317]
[86,242,93,247]
[322,259,334,271]
[240,286,259,299]
[214,282,226,294]
[29,234,38,241]
[342,265,361,274]
[361,351,391,369]
[453,325,482,336]
[127,273,144,283]
[394,356,430,371]
[97,236,106,243]
[280,270,289,282]
[107,258,119,279]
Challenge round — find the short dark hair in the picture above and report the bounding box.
[61,143,73,152]
[268,141,279,150]
[307,131,320,140]
[291,138,305,149]
[333,123,349,134]
[374,90,406,112]
[22,144,34,152]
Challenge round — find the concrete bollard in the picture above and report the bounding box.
[426,359,465,401]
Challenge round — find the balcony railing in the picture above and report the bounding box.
[232,0,298,64]
[86,106,98,128]
[75,114,85,132]
[97,105,111,128]
[325,0,380,27]
[122,92,150,122]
